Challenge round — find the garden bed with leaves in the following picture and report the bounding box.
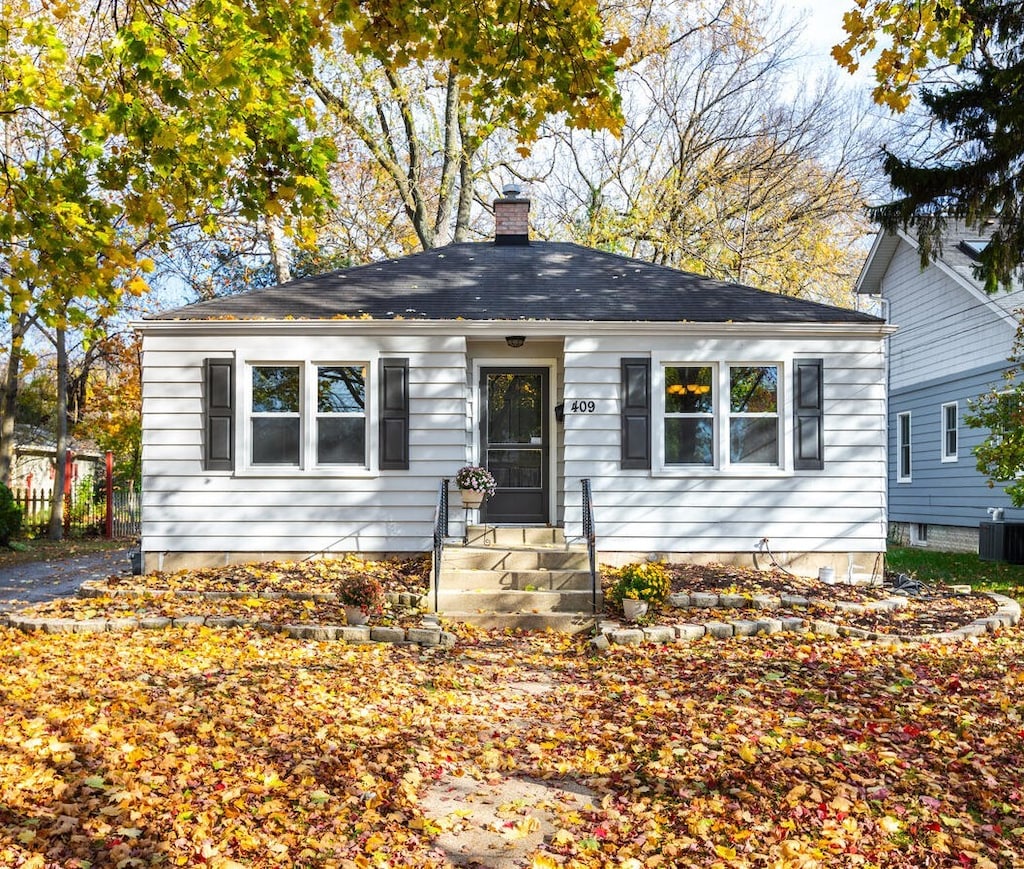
[604,563,999,637]
[21,555,433,630]
[103,554,431,596]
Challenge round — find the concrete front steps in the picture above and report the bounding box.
[432,526,601,633]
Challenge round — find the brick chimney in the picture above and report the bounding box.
[493,184,530,245]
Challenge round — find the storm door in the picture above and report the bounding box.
[479,368,549,524]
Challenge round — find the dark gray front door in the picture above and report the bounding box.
[480,368,549,524]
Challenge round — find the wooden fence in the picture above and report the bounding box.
[11,485,140,539]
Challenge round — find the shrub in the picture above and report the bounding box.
[0,483,22,548]
[610,561,670,606]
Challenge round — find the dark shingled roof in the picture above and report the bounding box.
[153,241,881,324]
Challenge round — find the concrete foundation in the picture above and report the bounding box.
[143,547,885,580]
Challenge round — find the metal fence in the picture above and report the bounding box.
[11,485,140,539]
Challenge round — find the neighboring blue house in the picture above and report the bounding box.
[856,222,1024,552]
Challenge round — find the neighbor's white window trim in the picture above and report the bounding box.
[940,401,958,463]
[897,410,912,483]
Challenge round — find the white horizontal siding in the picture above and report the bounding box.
[141,325,886,560]
[563,334,887,555]
[141,332,466,557]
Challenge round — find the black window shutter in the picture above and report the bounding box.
[794,358,824,470]
[203,358,234,471]
[621,357,651,469]
[379,357,410,470]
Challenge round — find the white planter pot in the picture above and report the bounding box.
[344,605,369,626]
[622,598,649,621]
[460,489,485,508]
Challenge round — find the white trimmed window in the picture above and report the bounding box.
[251,365,302,465]
[897,411,912,482]
[248,362,369,469]
[941,402,958,463]
[317,366,367,465]
[660,362,780,469]
[729,365,779,464]
[664,365,715,465]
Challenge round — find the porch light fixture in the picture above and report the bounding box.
[505,336,526,348]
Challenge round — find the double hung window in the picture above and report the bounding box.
[729,366,779,464]
[317,366,367,464]
[940,402,958,462]
[897,411,912,482]
[664,366,714,465]
[252,366,301,465]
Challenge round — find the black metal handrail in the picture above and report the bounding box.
[581,478,598,614]
[432,478,449,612]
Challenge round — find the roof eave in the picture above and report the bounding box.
[132,318,892,338]
[855,226,907,295]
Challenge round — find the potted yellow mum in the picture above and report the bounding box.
[610,561,670,621]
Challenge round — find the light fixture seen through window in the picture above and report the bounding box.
[505,336,526,348]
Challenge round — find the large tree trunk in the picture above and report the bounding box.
[48,327,68,540]
[453,115,477,243]
[265,213,291,284]
[0,313,30,487]
[432,70,461,247]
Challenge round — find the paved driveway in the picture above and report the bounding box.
[0,547,132,611]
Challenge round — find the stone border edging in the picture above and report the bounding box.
[1,583,1018,651]
[0,610,456,648]
[591,592,1021,649]
[0,580,450,648]
[78,579,427,610]
[667,590,911,614]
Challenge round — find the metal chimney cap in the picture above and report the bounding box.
[502,183,522,199]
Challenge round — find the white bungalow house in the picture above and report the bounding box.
[856,221,1024,553]
[136,191,890,577]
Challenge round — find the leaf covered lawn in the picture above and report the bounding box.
[0,625,1022,868]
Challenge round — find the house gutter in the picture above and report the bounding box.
[132,319,895,340]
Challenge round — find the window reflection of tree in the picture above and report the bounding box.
[253,366,300,413]
[488,374,541,444]
[318,366,365,412]
[729,366,778,463]
[730,366,777,414]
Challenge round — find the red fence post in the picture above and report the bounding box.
[105,451,114,539]
[63,449,73,537]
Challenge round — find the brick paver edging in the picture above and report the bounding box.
[592,592,1021,649]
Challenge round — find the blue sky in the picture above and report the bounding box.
[787,1,848,65]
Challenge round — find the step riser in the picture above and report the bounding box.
[439,613,599,633]
[466,526,567,546]
[440,569,595,591]
[442,550,590,570]
[433,590,601,613]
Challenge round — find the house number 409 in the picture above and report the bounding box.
[568,400,597,413]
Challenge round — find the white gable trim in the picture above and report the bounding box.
[858,227,1018,331]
